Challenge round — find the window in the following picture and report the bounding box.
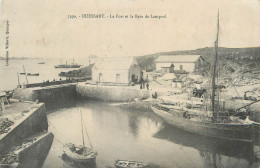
[180,65,183,71]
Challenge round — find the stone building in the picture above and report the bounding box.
[92,57,141,84]
[155,55,204,73]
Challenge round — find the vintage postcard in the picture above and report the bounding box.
[0,0,260,167]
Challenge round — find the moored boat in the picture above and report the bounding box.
[151,105,255,142]
[62,143,97,166]
[115,160,148,168]
[151,11,256,142]
[62,110,97,167]
[38,62,45,64]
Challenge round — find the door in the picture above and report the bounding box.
[99,73,103,82]
[131,74,136,83]
[180,65,183,71]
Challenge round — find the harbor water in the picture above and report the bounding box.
[44,100,260,168]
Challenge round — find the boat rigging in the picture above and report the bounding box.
[151,10,256,142]
[62,109,97,167]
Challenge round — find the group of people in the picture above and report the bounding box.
[41,78,74,86]
[140,82,149,90]
[140,78,149,90]
[43,78,63,84]
[139,75,158,99]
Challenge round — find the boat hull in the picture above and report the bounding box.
[54,65,80,68]
[62,144,97,168]
[62,153,96,168]
[62,153,96,164]
[151,106,255,142]
[115,160,148,168]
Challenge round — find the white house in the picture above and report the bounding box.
[92,57,141,84]
[155,55,204,73]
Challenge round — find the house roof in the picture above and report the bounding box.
[155,55,201,63]
[93,57,138,70]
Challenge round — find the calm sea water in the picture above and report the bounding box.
[0,58,88,90]
[1,59,260,168]
[44,100,260,168]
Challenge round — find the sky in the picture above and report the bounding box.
[0,0,259,58]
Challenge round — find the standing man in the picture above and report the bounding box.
[140,77,143,89]
[146,82,149,90]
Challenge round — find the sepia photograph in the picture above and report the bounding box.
[0,0,260,167]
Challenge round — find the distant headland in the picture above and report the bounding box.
[0,56,37,60]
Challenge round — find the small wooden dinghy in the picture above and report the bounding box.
[62,110,97,167]
[115,160,148,168]
[62,143,97,165]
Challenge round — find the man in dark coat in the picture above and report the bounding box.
[146,82,149,90]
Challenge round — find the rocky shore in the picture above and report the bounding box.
[58,64,93,79]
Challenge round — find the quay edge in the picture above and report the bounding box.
[12,83,77,110]
[15,132,54,168]
[0,101,48,154]
[76,83,150,102]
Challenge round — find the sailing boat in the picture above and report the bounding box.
[62,110,97,167]
[151,11,256,142]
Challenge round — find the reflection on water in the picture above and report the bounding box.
[43,100,260,168]
[154,125,254,161]
[154,124,260,168]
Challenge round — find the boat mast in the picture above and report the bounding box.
[23,65,29,84]
[17,72,20,86]
[211,10,219,120]
[80,110,85,147]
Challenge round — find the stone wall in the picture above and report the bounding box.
[12,84,77,110]
[77,84,150,102]
[17,132,54,168]
[0,103,48,154]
